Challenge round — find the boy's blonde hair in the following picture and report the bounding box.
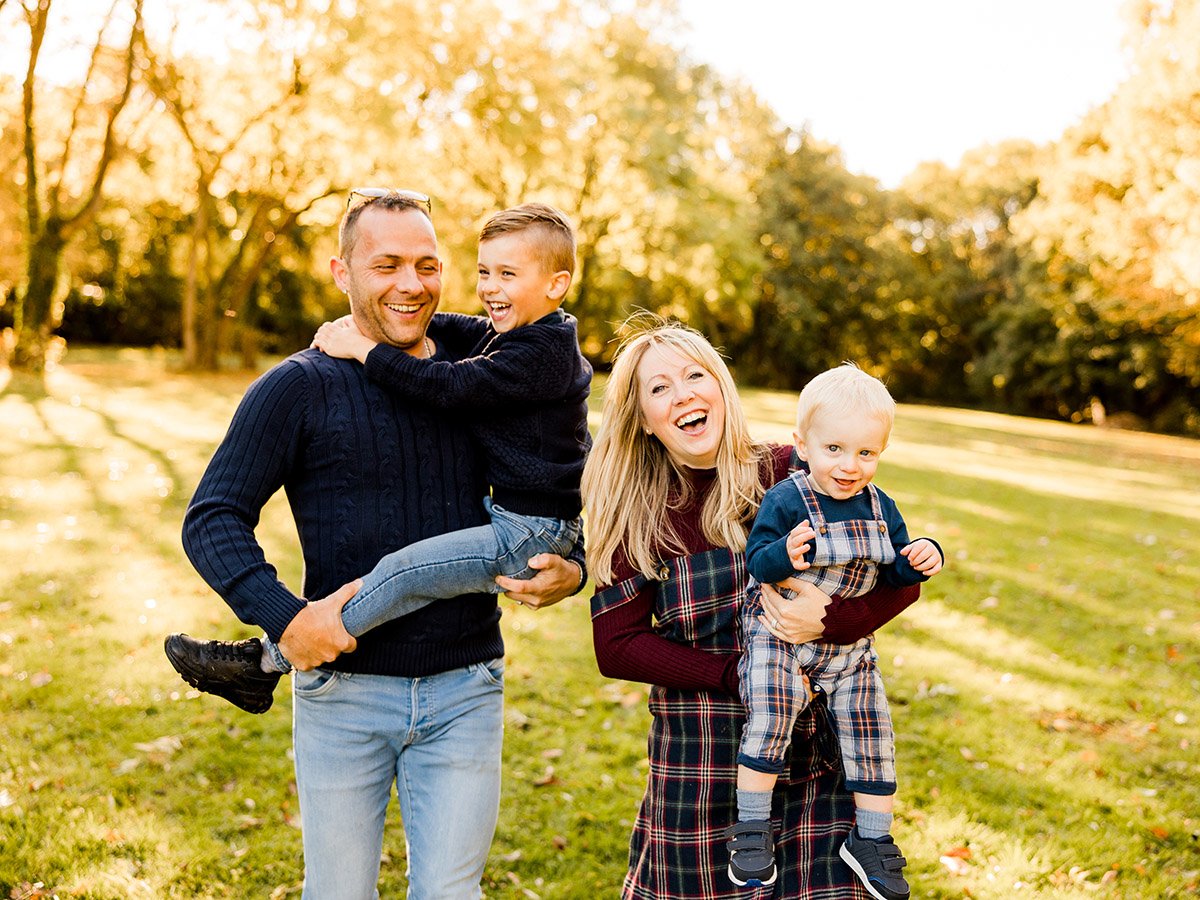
[582,317,770,584]
[479,202,576,276]
[796,363,896,439]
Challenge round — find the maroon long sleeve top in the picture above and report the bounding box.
[591,445,919,696]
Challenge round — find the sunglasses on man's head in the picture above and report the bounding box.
[347,187,432,214]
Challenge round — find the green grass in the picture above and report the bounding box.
[1,348,1197,899]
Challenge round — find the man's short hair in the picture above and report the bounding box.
[479,203,576,276]
[796,362,896,437]
[338,193,433,260]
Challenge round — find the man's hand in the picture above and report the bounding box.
[494,553,581,609]
[758,579,831,645]
[785,519,816,570]
[901,539,943,576]
[277,579,361,671]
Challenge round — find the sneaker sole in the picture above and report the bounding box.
[838,842,899,900]
[727,865,777,888]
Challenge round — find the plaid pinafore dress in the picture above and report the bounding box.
[593,545,869,899]
[738,472,898,795]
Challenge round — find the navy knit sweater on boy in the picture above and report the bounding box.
[183,316,514,677]
[363,308,593,520]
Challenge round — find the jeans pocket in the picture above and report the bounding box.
[472,656,505,688]
[293,667,341,698]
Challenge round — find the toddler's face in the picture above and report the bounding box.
[795,410,889,499]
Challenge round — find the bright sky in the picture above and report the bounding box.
[678,0,1133,186]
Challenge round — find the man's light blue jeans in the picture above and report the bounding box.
[265,499,581,671]
[292,660,506,899]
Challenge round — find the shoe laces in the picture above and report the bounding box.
[211,640,253,662]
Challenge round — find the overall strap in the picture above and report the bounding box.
[864,482,888,535]
[788,470,828,531]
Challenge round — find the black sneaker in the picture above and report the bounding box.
[164,633,281,714]
[724,820,777,887]
[839,828,909,900]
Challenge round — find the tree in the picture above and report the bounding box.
[896,141,1043,402]
[9,0,144,374]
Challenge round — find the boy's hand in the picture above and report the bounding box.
[901,539,943,576]
[312,316,377,362]
[786,519,816,570]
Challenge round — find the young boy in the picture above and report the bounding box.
[724,363,943,900]
[165,202,592,711]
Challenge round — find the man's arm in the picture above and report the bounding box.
[182,363,309,642]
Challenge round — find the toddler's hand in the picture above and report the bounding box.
[786,519,816,570]
[312,316,376,362]
[901,539,943,576]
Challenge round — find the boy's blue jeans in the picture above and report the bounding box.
[264,498,582,672]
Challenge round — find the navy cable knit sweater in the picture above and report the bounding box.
[182,316,504,677]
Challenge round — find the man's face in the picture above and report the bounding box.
[330,207,442,354]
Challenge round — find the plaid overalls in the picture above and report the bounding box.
[593,545,869,898]
[738,472,898,795]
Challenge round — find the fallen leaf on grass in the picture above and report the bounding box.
[10,882,51,900]
[552,835,567,850]
[133,735,182,756]
[532,766,557,787]
[939,854,969,875]
[942,845,972,859]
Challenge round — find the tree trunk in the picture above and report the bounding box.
[11,227,66,374]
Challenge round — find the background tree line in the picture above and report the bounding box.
[2,0,1197,435]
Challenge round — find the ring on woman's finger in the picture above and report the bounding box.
[770,616,780,630]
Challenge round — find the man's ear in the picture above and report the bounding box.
[330,255,348,293]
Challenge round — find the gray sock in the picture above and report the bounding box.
[855,807,893,840]
[737,788,772,822]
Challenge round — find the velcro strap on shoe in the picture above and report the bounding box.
[882,853,907,871]
[723,821,772,852]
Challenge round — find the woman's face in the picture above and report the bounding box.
[636,344,726,470]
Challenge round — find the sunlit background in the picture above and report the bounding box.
[2,3,1200,898]
[1,0,1197,436]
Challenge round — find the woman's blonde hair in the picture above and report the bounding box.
[581,317,770,584]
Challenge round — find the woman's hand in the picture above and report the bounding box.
[757,579,832,644]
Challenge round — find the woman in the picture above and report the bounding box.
[582,322,918,899]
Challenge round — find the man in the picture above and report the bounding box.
[175,190,584,899]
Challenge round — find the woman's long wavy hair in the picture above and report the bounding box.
[582,318,770,584]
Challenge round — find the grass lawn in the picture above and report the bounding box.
[1,347,1197,899]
